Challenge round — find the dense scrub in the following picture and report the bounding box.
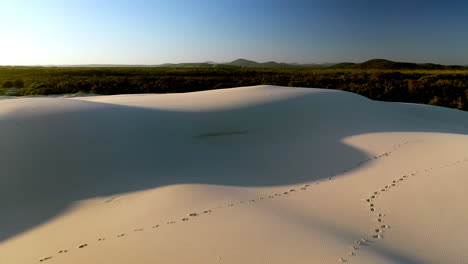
[1,67,467,111]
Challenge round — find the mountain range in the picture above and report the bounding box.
[23,59,467,69]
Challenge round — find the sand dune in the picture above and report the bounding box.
[1,85,467,264]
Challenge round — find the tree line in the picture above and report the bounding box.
[1,67,467,111]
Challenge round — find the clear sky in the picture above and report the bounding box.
[1,0,467,65]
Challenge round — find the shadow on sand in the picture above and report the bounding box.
[0,87,467,251]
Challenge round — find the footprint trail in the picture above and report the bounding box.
[36,140,415,263]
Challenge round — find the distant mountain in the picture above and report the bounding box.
[225,58,290,68]
[223,59,335,68]
[331,59,467,70]
[14,59,467,69]
[227,58,261,67]
[152,59,297,68]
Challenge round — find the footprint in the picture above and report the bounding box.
[381,225,390,229]
[134,228,144,231]
[98,238,106,241]
[39,257,52,262]
[58,250,68,253]
[339,257,347,262]
[203,210,212,214]
[189,213,198,217]
[355,238,368,245]
[373,234,383,239]
[289,189,295,192]
[117,234,125,238]
[78,243,88,248]
[300,187,306,191]
[152,225,159,228]
[375,228,382,233]
[370,208,375,211]
[182,218,189,221]
[228,203,234,207]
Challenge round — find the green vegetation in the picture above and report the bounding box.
[1,60,467,111]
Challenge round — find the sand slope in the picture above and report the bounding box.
[1,85,467,264]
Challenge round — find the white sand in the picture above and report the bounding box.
[0,85,467,264]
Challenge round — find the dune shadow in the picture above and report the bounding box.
[0,87,467,242]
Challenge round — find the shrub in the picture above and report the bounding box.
[13,79,24,88]
[2,81,13,88]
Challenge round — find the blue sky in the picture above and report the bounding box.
[1,0,467,65]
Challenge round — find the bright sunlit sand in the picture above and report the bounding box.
[1,85,468,264]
